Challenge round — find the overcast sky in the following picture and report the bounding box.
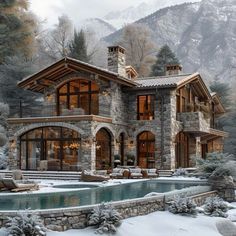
[30,0,157,27]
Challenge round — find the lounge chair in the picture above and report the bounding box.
[142,169,158,178]
[81,171,110,182]
[129,168,143,179]
[110,168,130,179]
[2,178,39,192]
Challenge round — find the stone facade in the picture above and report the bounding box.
[7,48,227,172]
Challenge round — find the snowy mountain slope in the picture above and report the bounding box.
[80,18,116,39]
[105,0,236,85]
[103,0,201,29]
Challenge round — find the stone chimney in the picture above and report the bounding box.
[165,64,182,76]
[107,46,126,77]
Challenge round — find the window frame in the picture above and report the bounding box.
[137,94,155,120]
[56,79,99,116]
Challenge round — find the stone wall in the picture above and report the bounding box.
[0,190,216,231]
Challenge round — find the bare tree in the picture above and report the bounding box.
[42,15,73,60]
[119,23,157,76]
[82,28,108,67]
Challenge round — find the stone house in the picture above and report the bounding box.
[7,46,228,171]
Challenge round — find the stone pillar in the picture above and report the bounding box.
[209,176,235,202]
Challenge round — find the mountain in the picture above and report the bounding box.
[80,18,116,39]
[103,0,201,29]
[105,0,236,86]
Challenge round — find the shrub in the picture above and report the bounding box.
[6,210,47,236]
[88,203,122,234]
[168,196,197,216]
[211,161,236,179]
[195,152,235,178]
[0,145,8,169]
[204,196,228,218]
[173,168,188,176]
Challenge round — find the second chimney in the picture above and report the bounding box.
[107,45,126,77]
[165,64,182,76]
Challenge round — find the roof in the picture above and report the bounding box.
[211,92,226,114]
[136,73,195,88]
[135,72,212,100]
[18,57,137,93]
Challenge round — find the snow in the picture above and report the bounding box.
[45,211,229,236]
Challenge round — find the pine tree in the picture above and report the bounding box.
[0,56,42,117]
[69,29,90,62]
[0,0,37,63]
[210,80,231,110]
[151,45,179,76]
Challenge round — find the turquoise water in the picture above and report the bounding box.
[0,180,202,210]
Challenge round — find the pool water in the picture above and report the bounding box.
[0,180,202,210]
[53,184,98,189]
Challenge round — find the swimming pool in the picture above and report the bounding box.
[0,180,205,210]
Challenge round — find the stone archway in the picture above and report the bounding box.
[95,128,113,170]
[18,126,82,171]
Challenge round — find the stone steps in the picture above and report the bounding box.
[0,170,81,180]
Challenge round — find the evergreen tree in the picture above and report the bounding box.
[0,0,37,63]
[209,80,236,155]
[0,56,42,117]
[69,29,90,62]
[151,45,179,76]
[210,80,231,110]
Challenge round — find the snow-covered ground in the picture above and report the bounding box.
[0,177,234,236]
[1,208,236,236]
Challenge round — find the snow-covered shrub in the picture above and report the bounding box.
[195,152,235,178]
[168,196,197,216]
[88,203,122,234]
[211,161,236,180]
[0,145,8,169]
[0,125,7,147]
[6,210,47,236]
[173,168,188,176]
[204,196,228,218]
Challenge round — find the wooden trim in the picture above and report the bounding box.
[7,115,112,124]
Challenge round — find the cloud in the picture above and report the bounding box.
[30,0,153,26]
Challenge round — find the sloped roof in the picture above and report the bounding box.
[210,92,226,114]
[18,57,137,93]
[136,73,196,88]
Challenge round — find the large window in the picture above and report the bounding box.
[20,127,81,171]
[57,79,99,115]
[137,131,155,168]
[137,95,155,120]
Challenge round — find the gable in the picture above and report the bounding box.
[18,57,137,93]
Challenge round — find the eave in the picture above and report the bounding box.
[18,57,137,93]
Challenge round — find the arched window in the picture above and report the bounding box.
[137,131,155,168]
[96,128,111,170]
[20,127,81,171]
[57,79,99,115]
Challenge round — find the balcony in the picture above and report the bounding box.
[177,111,228,139]
[177,111,211,133]
[8,105,112,125]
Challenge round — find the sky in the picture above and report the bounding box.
[29,0,157,27]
